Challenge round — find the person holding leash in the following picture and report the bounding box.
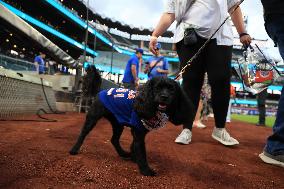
[149,0,251,146]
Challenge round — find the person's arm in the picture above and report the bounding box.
[150,13,175,55]
[34,57,39,72]
[131,64,137,80]
[139,58,143,73]
[131,64,139,87]
[230,6,251,46]
[157,68,169,74]
[157,60,169,74]
[152,13,175,39]
[164,60,170,75]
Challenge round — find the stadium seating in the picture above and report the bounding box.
[0,54,36,71]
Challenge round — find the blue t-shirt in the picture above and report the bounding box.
[146,56,168,79]
[122,54,139,83]
[99,88,145,130]
[34,55,45,73]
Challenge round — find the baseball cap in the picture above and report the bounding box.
[135,48,144,54]
[156,43,162,49]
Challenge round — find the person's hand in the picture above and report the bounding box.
[240,34,251,47]
[149,36,158,55]
[135,78,139,88]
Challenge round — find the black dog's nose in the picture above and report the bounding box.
[160,94,168,100]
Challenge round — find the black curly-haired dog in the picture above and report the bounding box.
[70,65,194,176]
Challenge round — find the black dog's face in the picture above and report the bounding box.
[134,77,185,120]
[152,78,177,112]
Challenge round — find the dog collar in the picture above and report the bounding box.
[141,111,169,131]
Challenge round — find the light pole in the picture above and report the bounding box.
[83,0,89,65]
[110,42,114,75]
[93,20,97,65]
[75,0,90,92]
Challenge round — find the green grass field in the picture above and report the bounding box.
[231,114,276,127]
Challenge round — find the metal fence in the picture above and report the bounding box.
[0,68,56,120]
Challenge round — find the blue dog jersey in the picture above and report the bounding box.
[99,88,169,131]
[99,88,145,130]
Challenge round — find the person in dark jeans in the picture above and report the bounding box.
[259,0,284,168]
[257,89,268,126]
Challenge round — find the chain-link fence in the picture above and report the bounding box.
[0,68,56,120]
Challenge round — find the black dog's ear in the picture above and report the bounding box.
[133,79,157,119]
[169,81,194,126]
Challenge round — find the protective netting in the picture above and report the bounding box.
[0,73,56,120]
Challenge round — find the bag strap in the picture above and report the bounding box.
[176,0,197,26]
[242,44,254,61]
[148,57,164,77]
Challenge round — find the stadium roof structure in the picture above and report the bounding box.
[44,0,179,61]
[0,3,76,65]
[0,0,101,60]
[1,0,179,62]
[64,0,174,37]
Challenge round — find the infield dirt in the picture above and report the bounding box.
[0,113,283,189]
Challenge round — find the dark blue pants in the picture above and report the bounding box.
[264,14,284,155]
[257,89,268,124]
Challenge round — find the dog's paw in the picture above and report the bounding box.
[130,156,137,163]
[122,155,137,163]
[120,152,132,160]
[140,168,157,176]
[69,150,78,155]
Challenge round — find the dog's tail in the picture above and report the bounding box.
[82,65,102,97]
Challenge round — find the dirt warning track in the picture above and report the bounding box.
[0,113,283,189]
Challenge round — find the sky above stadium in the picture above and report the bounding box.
[85,0,281,60]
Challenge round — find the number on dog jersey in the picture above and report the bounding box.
[99,88,167,131]
[99,88,144,130]
[106,88,136,99]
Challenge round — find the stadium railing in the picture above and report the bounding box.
[0,54,36,71]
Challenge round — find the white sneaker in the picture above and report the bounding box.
[226,119,231,123]
[193,121,206,128]
[175,129,192,145]
[211,127,239,146]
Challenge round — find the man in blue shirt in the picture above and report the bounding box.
[122,48,143,90]
[34,52,46,74]
[144,43,169,79]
